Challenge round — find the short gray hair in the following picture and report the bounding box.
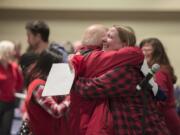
[0,40,15,59]
[81,24,108,47]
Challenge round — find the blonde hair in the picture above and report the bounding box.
[0,40,15,59]
[113,25,136,46]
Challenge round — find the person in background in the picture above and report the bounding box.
[63,41,74,54]
[25,20,49,54]
[18,42,68,128]
[72,40,83,54]
[49,42,68,63]
[23,46,70,135]
[18,52,40,118]
[0,40,23,135]
[19,52,39,88]
[140,37,180,135]
[11,42,22,63]
[174,86,180,116]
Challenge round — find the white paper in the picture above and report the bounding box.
[141,59,150,76]
[42,63,75,96]
[139,59,158,95]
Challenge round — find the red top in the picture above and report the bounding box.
[155,67,180,135]
[25,79,69,135]
[0,62,23,102]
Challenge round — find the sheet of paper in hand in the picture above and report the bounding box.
[42,63,75,96]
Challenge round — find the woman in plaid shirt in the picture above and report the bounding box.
[24,47,70,135]
[71,26,170,135]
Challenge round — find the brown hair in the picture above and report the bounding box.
[25,20,49,42]
[140,38,177,84]
[113,25,136,46]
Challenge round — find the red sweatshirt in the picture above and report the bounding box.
[155,67,180,135]
[0,62,23,102]
[25,79,69,135]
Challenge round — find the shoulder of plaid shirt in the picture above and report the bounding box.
[32,85,70,118]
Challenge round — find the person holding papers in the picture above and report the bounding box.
[23,46,70,135]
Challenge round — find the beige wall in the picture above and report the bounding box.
[0,0,180,85]
[1,0,180,11]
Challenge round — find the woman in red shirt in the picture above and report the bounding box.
[24,47,70,135]
[140,37,180,135]
[0,40,23,135]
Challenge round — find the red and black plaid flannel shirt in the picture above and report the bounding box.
[75,65,170,135]
[32,85,70,118]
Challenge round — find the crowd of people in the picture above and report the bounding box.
[0,20,180,135]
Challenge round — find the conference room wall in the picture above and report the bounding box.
[0,0,179,85]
